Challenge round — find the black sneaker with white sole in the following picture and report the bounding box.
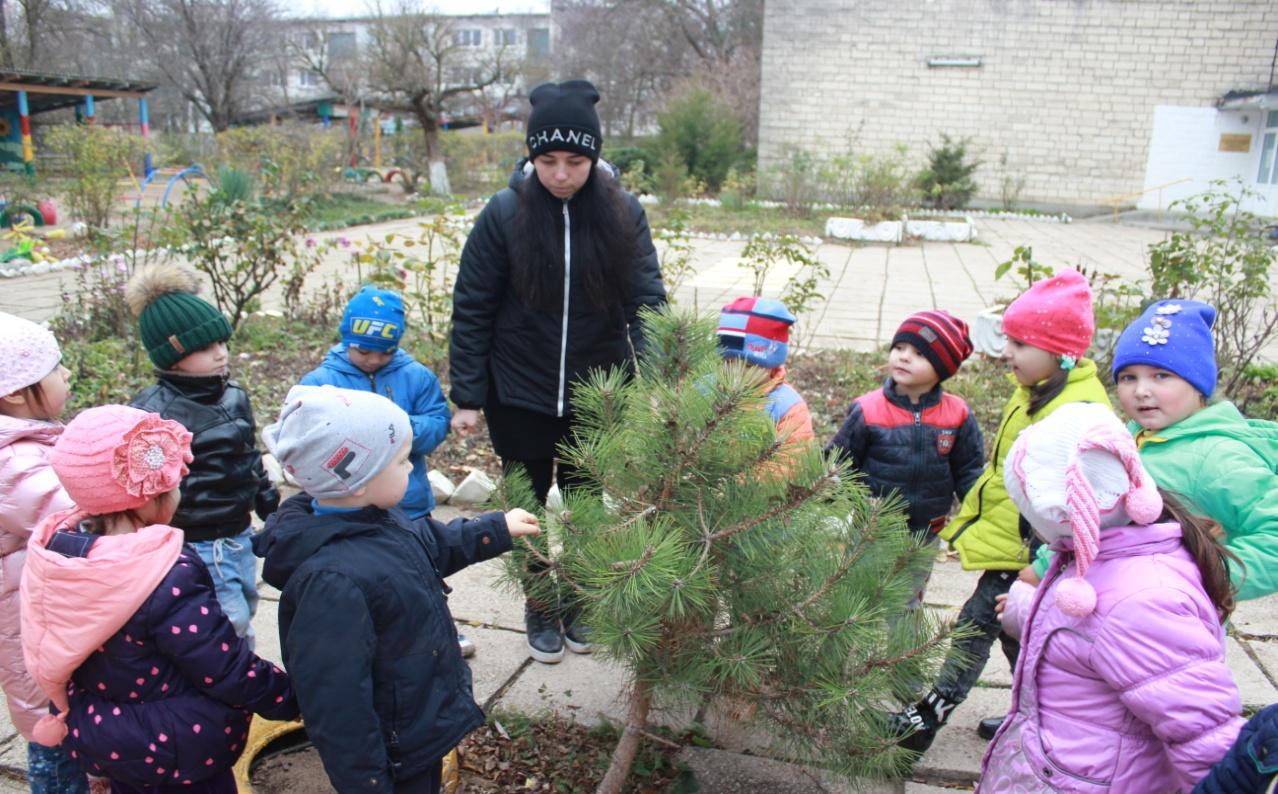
[562,610,592,654]
[524,604,564,664]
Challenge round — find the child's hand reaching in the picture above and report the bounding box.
[995,593,1008,620]
[506,508,540,537]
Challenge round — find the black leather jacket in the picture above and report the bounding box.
[131,371,279,541]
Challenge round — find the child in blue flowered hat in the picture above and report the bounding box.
[1030,299,1278,601]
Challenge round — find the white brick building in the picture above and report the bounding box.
[758,0,1278,215]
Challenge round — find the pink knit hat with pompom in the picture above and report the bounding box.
[1004,402,1162,617]
[50,405,193,515]
[0,311,61,397]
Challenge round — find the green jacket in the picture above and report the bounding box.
[939,359,1110,571]
[1127,402,1278,600]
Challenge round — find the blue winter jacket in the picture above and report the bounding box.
[254,495,512,794]
[301,345,450,517]
[1194,703,1278,793]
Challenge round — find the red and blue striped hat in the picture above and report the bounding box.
[718,296,795,370]
[892,310,973,381]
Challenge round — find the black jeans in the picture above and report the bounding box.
[393,759,443,793]
[933,568,1022,707]
[502,458,586,613]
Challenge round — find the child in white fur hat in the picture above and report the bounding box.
[984,402,1242,791]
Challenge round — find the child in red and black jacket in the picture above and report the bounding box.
[826,310,984,609]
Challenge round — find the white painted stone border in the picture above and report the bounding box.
[904,216,977,242]
[824,217,903,243]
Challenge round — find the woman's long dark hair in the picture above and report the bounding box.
[510,163,635,313]
[1159,489,1239,622]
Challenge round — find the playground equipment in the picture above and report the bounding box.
[0,217,60,264]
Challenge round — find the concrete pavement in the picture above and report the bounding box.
[0,214,1173,358]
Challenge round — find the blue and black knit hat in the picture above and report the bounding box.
[1111,299,1217,397]
[340,287,405,353]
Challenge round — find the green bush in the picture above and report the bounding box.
[439,130,526,196]
[44,125,145,232]
[211,124,344,202]
[602,144,649,176]
[653,87,745,192]
[916,134,979,210]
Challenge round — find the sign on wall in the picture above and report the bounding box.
[1219,133,1252,153]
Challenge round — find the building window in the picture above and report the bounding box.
[495,28,517,47]
[301,31,320,50]
[1258,110,1278,186]
[454,29,482,47]
[528,27,550,57]
[328,31,356,59]
[299,70,322,88]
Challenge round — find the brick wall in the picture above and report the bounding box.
[757,0,1278,206]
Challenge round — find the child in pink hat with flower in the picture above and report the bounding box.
[891,269,1112,754]
[20,405,298,794]
[984,402,1242,791]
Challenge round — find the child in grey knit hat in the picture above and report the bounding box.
[254,385,538,793]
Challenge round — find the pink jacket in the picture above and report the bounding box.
[21,510,184,723]
[982,523,1244,792]
[0,415,72,739]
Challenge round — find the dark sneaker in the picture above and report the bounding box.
[977,715,1005,741]
[524,604,564,664]
[562,610,592,654]
[887,704,938,755]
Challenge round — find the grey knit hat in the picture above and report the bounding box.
[263,385,411,499]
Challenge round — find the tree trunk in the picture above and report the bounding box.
[595,679,652,794]
[420,115,451,196]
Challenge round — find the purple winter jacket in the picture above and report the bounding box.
[980,523,1244,793]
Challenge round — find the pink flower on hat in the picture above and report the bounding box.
[111,415,193,502]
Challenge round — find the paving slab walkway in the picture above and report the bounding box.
[0,214,1178,356]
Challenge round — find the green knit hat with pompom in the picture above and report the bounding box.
[124,265,231,370]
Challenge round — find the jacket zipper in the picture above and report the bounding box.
[556,201,572,418]
[949,404,1022,543]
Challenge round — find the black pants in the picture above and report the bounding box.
[934,568,1022,707]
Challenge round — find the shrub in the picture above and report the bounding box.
[653,87,745,192]
[766,146,818,215]
[916,134,979,210]
[439,130,526,196]
[1146,179,1278,395]
[43,125,145,233]
[212,124,344,202]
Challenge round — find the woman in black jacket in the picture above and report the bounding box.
[449,80,666,664]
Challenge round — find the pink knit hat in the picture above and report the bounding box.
[1000,269,1094,359]
[1004,403,1162,617]
[0,311,61,397]
[50,405,193,515]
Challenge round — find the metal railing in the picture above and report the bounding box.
[1099,177,1192,222]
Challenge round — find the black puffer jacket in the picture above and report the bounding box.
[253,495,512,794]
[449,162,666,416]
[131,371,278,541]
[826,380,985,536]
[1193,702,1278,793]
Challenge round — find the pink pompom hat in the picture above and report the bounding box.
[1004,402,1162,617]
[50,405,193,515]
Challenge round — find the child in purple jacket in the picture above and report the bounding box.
[985,402,1242,791]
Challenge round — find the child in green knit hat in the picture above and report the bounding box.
[125,264,279,649]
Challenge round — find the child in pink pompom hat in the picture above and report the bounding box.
[20,405,298,794]
[984,402,1243,791]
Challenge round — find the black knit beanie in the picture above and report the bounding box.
[526,80,603,161]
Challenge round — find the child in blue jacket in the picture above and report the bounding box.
[301,287,450,519]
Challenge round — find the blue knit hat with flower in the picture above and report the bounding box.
[340,287,405,352]
[1111,299,1217,397]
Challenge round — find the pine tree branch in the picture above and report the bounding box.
[707,471,835,543]
[657,389,740,506]
[610,545,656,573]
[518,537,584,594]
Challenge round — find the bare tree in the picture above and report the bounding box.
[0,0,70,69]
[361,1,505,195]
[113,0,280,131]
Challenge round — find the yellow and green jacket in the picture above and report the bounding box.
[938,359,1110,570]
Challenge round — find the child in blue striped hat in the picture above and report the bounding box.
[717,296,815,458]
